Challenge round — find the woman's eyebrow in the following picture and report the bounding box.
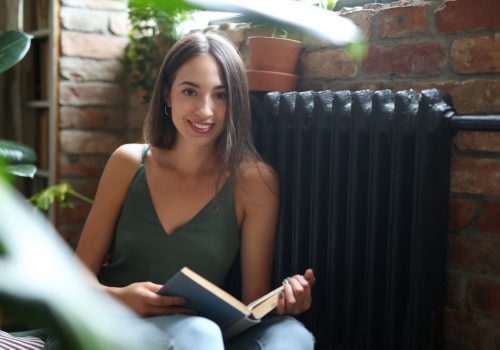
[178,81,226,90]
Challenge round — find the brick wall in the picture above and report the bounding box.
[224,0,500,348]
[57,0,130,247]
[301,0,500,348]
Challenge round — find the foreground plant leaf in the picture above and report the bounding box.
[0,180,166,349]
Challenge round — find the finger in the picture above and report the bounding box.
[294,274,310,289]
[144,282,164,293]
[283,278,296,314]
[304,269,316,288]
[275,291,285,315]
[288,276,308,311]
[144,291,186,307]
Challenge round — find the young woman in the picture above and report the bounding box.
[74,31,315,349]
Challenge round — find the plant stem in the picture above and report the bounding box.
[69,190,94,204]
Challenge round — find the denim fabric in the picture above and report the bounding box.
[144,314,315,350]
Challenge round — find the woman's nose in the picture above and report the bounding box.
[195,96,214,118]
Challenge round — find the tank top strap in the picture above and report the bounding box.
[141,144,150,165]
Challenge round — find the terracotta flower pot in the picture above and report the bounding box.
[247,36,302,75]
[246,36,302,92]
[246,70,298,93]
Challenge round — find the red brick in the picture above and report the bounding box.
[109,12,131,36]
[343,9,375,41]
[57,224,84,250]
[478,200,500,235]
[60,7,108,33]
[127,104,148,130]
[126,130,144,144]
[448,197,476,231]
[455,131,500,153]
[414,79,500,115]
[468,278,500,317]
[60,106,126,130]
[59,154,107,177]
[58,178,100,200]
[301,48,358,79]
[447,234,500,274]
[378,5,428,39]
[444,308,500,350]
[364,42,446,76]
[447,234,471,269]
[60,57,124,82]
[61,31,129,59]
[445,271,463,309]
[435,0,500,33]
[59,82,125,106]
[60,130,122,155]
[58,202,92,225]
[452,35,500,74]
[451,155,500,195]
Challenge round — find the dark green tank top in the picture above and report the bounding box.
[98,145,240,288]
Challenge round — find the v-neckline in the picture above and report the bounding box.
[142,164,228,236]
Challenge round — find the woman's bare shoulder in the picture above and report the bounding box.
[102,143,146,180]
[236,159,279,203]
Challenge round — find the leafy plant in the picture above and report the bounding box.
[125,0,194,102]
[0,140,37,179]
[0,31,32,74]
[0,179,166,349]
[29,183,94,212]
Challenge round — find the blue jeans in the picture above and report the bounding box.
[145,314,315,350]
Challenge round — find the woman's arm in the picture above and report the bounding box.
[75,144,142,275]
[237,160,315,315]
[75,144,192,317]
[237,161,279,304]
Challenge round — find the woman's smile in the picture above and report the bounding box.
[188,120,214,134]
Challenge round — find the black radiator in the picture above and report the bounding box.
[249,89,456,350]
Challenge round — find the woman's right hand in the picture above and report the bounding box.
[108,281,195,317]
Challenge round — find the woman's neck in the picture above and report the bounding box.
[151,142,219,178]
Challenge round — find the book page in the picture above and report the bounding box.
[247,285,284,319]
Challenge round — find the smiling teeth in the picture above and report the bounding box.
[192,122,211,131]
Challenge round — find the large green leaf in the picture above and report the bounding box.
[0,31,32,74]
[0,140,37,164]
[0,180,166,349]
[0,140,37,178]
[187,0,362,46]
[5,164,37,178]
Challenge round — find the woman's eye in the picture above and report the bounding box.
[215,91,227,101]
[182,89,196,96]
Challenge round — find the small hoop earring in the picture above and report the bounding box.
[164,106,170,116]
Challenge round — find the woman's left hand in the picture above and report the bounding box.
[275,268,315,316]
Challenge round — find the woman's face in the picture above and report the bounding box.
[165,53,227,149]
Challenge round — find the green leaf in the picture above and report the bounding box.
[29,183,94,211]
[0,31,32,74]
[346,38,368,62]
[0,180,166,349]
[319,0,337,10]
[0,139,37,164]
[187,0,362,46]
[5,164,37,178]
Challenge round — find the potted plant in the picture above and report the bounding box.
[246,30,302,92]
[245,0,337,92]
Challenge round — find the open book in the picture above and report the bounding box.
[158,267,284,339]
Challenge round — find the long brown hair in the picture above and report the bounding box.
[143,31,259,185]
